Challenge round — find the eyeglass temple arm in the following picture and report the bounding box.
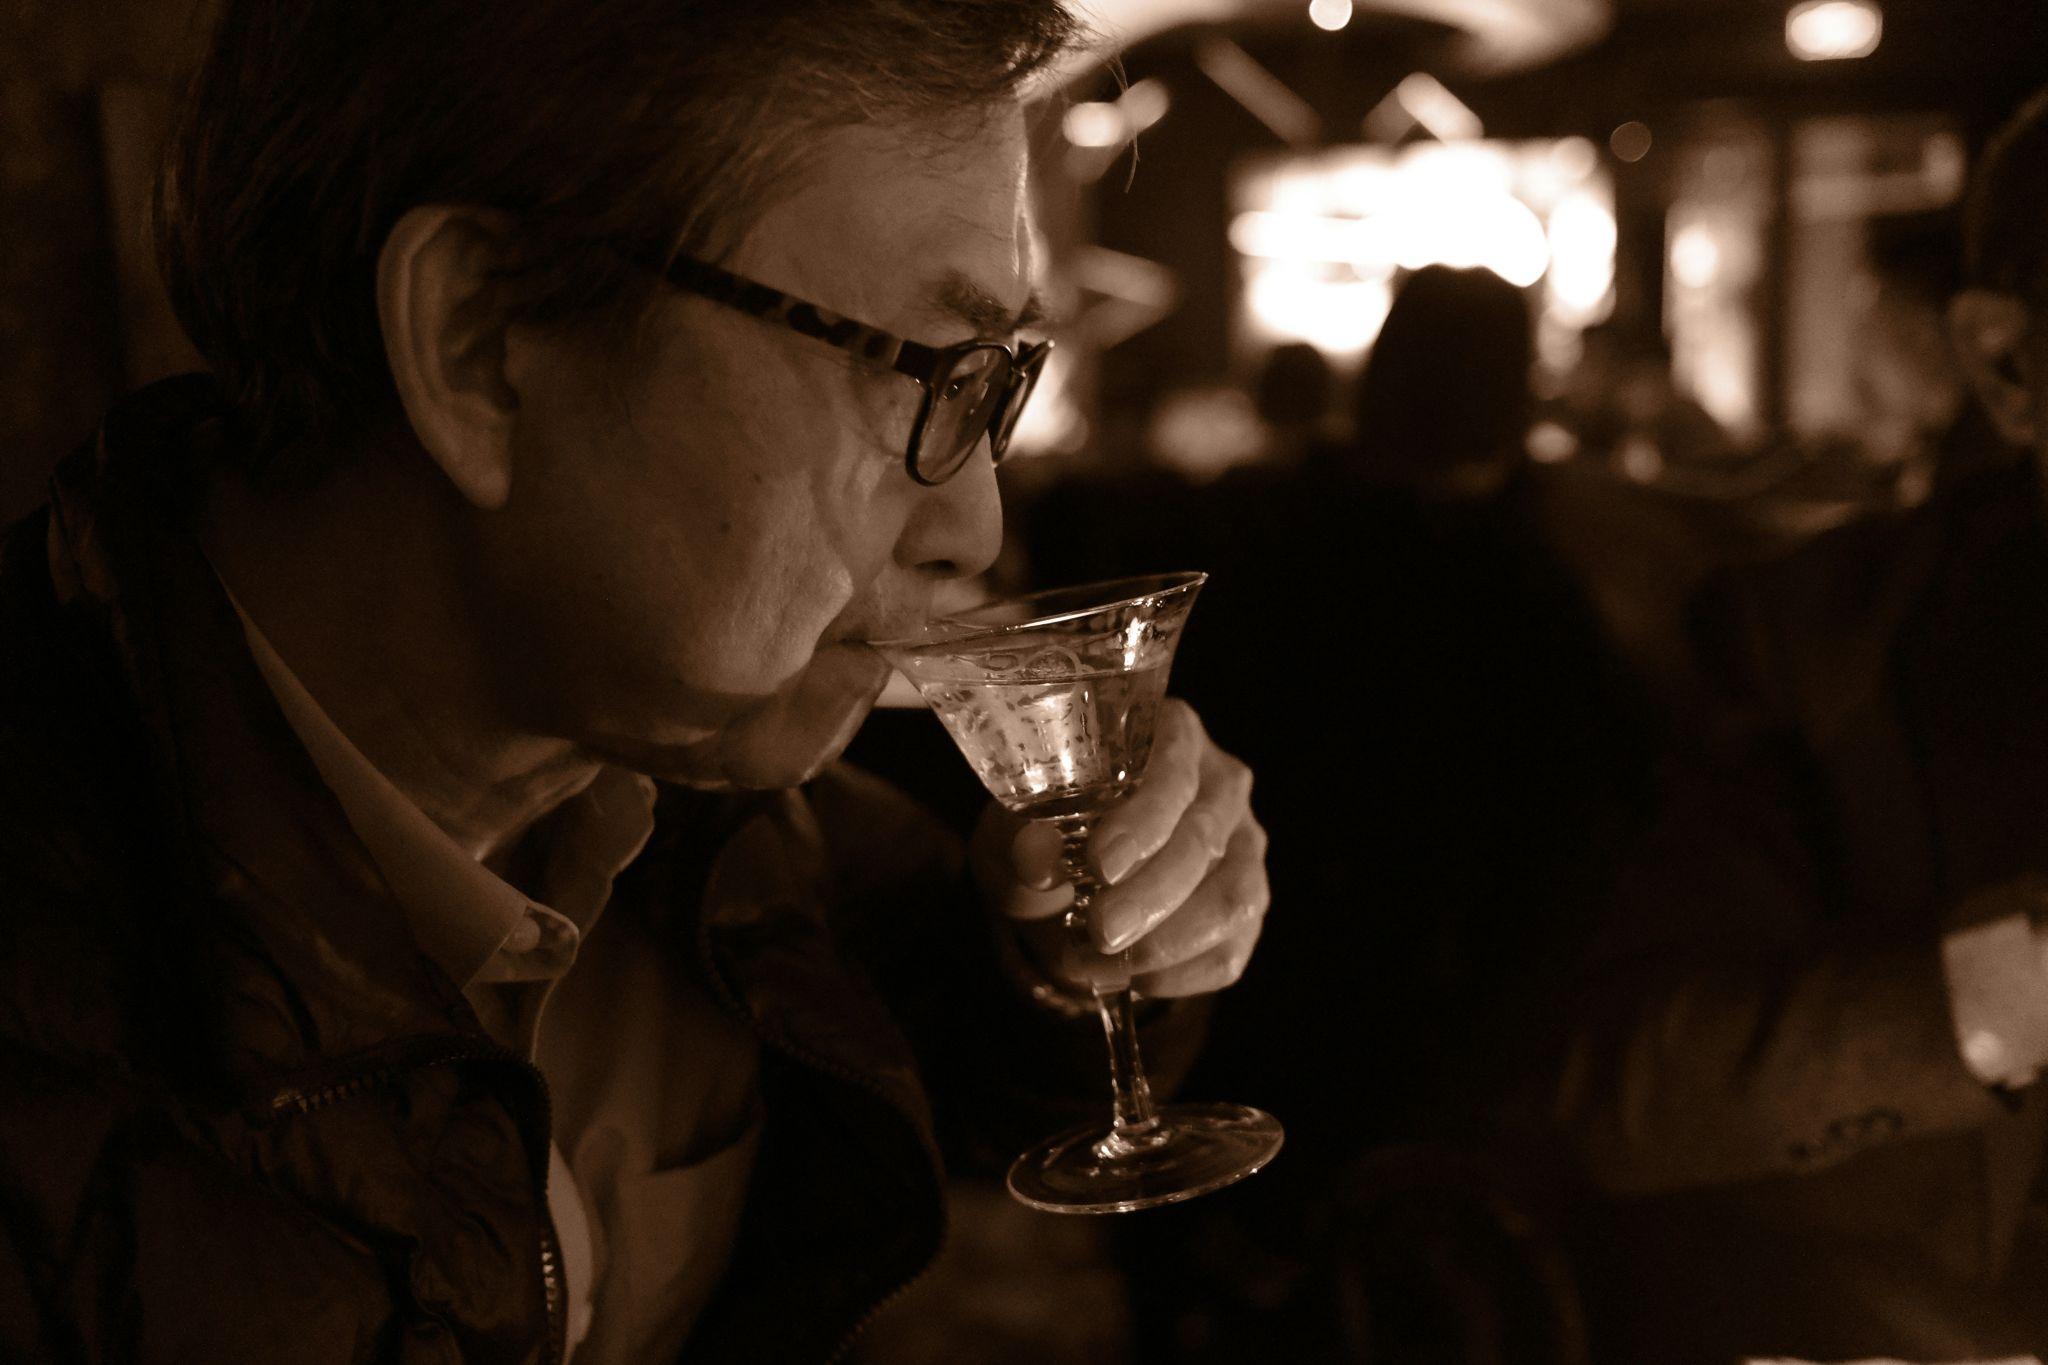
[659,254,945,384]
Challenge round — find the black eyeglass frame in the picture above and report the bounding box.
[635,251,1053,486]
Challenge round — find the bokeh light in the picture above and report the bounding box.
[1785,0,1883,61]
[1609,121,1652,163]
[1231,142,1617,360]
[1308,0,1353,33]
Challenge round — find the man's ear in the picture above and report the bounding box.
[1948,288,2039,448]
[377,206,522,510]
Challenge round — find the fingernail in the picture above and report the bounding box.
[1012,826,1062,890]
[1102,920,1140,953]
[1098,832,1140,885]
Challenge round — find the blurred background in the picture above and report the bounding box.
[10,0,2045,700]
[7,1,2048,1360]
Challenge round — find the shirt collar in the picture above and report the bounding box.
[218,580,653,989]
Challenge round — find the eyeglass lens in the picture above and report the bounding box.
[993,350,1048,454]
[915,347,1012,482]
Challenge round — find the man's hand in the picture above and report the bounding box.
[972,699,1269,999]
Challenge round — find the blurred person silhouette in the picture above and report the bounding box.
[1557,323,1734,481]
[1859,209,2016,505]
[1489,88,2048,1365]
[1346,262,1539,497]
[1252,340,1342,469]
[1100,265,1650,1365]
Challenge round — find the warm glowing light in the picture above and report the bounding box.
[1393,72,1483,143]
[1684,311,1760,434]
[1121,78,1172,136]
[1232,197,1548,289]
[1145,388,1268,480]
[1619,437,1664,483]
[1547,191,1618,319]
[1670,224,1723,289]
[1609,121,1652,163]
[1785,0,1882,61]
[1552,138,1599,182]
[1001,347,1084,457]
[1063,80,1173,151]
[1233,141,1616,360]
[1308,0,1353,31]
[1428,196,1549,285]
[1527,421,1579,464]
[1063,102,1124,148]
[1245,270,1394,357]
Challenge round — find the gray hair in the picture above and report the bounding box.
[154,0,1084,483]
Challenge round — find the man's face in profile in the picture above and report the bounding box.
[468,106,1033,790]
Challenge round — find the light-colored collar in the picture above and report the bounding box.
[217,579,652,989]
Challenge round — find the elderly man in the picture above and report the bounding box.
[1510,88,2048,1364]
[0,2,1270,1361]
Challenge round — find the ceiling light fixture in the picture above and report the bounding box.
[1309,0,1353,32]
[1785,0,1883,61]
[1391,72,1483,143]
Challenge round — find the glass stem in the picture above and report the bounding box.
[1056,817,1167,1159]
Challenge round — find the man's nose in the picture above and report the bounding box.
[896,440,1004,580]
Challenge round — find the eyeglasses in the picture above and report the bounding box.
[633,251,1053,486]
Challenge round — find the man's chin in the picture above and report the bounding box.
[595,643,891,791]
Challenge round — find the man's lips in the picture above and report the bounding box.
[830,614,931,647]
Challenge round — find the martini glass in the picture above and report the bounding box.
[872,571,1284,1214]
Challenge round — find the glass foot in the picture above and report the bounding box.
[1006,1102,1284,1214]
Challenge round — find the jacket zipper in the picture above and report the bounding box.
[269,1034,569,1365]
[267,904,943,1361]
[692,914,944,1365]
[823,1261,937,1365]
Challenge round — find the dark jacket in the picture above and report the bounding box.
[1517,458,2048,1363]
[0,378,1198,1363]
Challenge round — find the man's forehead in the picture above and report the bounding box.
[737,111,1035,332]
[926,270,1049,337]
[890,161,1035,299]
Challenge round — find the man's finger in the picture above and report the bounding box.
[1020,917,1128,990]
[971,805,1073,922]
[1088,700,1204,885]
[1009,820,1066,892]
[1134,922,1263,998]
[1118,820,1270,971]
[1091,794,1260,952]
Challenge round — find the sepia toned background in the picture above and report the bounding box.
[10,3,2048,1359]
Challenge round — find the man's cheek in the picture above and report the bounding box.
[687,568,832,694]
[702,644,889,789]
[593,647,886,790]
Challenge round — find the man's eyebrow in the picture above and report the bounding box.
[928,273,1054,338]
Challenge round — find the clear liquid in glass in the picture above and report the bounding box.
[922,661,1169,822]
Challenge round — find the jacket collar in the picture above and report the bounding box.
[37,376,947,1357]
[47,377,486,1080]
[46,377,939,1140]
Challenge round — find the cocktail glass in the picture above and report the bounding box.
[871,572,1284,1214]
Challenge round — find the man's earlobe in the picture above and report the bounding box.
[1948,289,2038,448]
[377,206,521,510]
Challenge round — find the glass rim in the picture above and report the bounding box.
[867,570,1207,652]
